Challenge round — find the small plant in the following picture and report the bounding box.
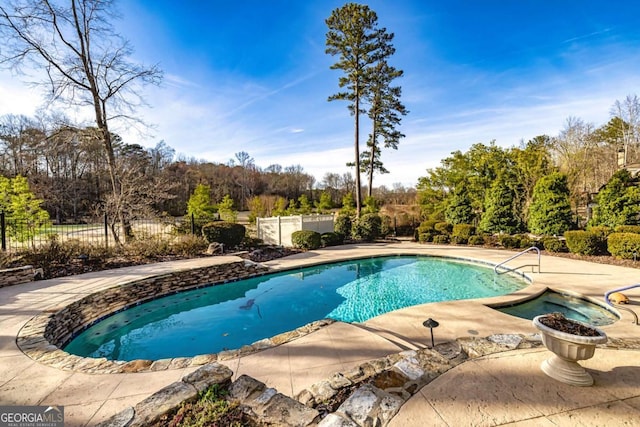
[291,230,321,249]
[154,384,252,427]
[202,222,246,249]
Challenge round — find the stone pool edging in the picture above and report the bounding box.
[16,259,335,374]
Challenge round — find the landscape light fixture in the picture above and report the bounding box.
[423,318,439,348]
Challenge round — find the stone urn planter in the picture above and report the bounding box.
[532,313,607,386]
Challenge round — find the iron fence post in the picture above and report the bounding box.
[104,213,108,249]
[1,212,6,251]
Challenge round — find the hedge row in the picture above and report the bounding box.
[416,218,640,259]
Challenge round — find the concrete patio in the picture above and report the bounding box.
[1,242,639,426]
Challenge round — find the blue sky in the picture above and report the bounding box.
[2,0,640,188]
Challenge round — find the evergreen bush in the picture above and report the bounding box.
[468,235,485,245]
[352,213,382,242]
[291,230,321,250]
[434,222,453,235]
[541,236,567,253]
[607,232,640,259]
[452,224,475,244]
[418,231,434,243]
[478,176,522,234]
[321,232,343,247]
[614,225,640,234]
[590,169,640,228]
[498,235,519,249]
[564,230,601,255]
[201,222,246,249]
[334,214,352,239]
[528,173,573,235]
[432,234,450,244]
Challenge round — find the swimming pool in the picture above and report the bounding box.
[493,290,619,325]
[64,256,527,361]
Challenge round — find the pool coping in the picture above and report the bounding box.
[13,249,604,375]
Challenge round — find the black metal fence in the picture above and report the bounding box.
[0,212,195,252]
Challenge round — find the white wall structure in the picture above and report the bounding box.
[256,214,335,247]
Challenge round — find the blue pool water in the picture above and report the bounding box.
[494,290,619,326]
[64,256,527,361]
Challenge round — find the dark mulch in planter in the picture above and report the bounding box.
[539,313,602,337]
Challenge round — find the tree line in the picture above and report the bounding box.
[0,114,416,222]
[417,94,640,234]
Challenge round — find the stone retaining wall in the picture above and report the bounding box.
[0,265,39,288]
[43,260,270,348]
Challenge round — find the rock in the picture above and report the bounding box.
[120,359,153,373]
[317,413,359,427]
[335,384,403,427]
[206,242,224,255]
[254,393,320,427]
[131,382,198,427]
[371,370,409,391]
[458,337,512,358]
[189,353,218,366]
[182,363,233,392]
[149,359,172,371]
[94,406,134,427]
[310,380,338,403]
[228,375,266,401]
[296,389,315,407]
[487,334,522,349]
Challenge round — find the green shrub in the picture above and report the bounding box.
[452,224,475,244]
[498,234,519,249]
[353,213,382,242]
[498,234,531,249]
[541,236,567,253]
[588,225,612,238]
[607,232,640,259]
[334,214,352,239]
[291,230,321,249]
[171,234,209,256]
[124,235,172,258]
[201,222,246,249]
[418,219,438,232]
[418,231,434,243]
[321,232,343,247]
[564,230,602,255]
[380,215,392,238]
[468,235,485,246]
[432,234,450,244]
[434,222,453,235]
[614,225,640,234]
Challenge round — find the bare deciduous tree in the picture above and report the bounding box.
[0,0,162,243]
